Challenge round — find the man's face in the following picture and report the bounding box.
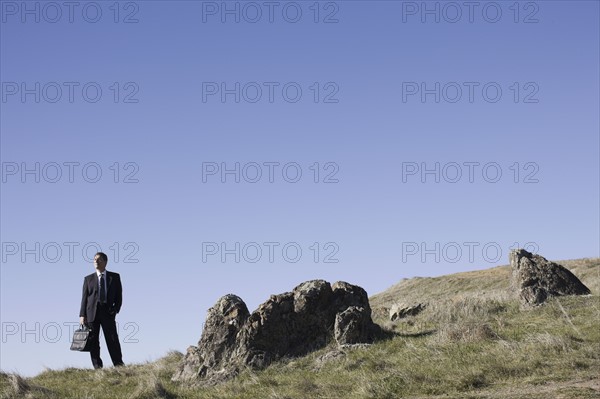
[94,255,107,272]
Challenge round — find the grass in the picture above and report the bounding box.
[2,258,599,399]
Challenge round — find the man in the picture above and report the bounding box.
[79,252,124,368]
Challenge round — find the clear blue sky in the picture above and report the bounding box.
[1,0,598,376]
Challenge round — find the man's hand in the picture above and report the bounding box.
[79,316,86,325]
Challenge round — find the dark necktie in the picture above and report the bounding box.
[99,274,106,304]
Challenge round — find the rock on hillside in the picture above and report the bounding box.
[510,249,591,305]
[172,280,380,384]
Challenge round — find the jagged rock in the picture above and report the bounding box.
[389,303,426,321]
[171,346,203,382]
[334,306,372,345]
[510,249,591,305]
[172,294,248,383]
[173,280,379,385]
[331,281,372,315]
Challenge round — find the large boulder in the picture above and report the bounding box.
[332,281,372,315]
[171,294,249,383]
[510,249,591,305]
[173,280,379,384]
[334,306,372,345]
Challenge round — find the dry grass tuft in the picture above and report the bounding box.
[128,372,174,399]
[437,322,499,343]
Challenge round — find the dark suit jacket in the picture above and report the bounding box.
[79,271,122,323]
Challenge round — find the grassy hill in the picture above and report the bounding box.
[2,257,599,399]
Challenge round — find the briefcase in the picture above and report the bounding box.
[70,324,92,352]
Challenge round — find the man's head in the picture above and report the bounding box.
[94,252,108,272]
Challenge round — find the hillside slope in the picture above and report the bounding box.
[2,257,599,399]
[371,257,599,309]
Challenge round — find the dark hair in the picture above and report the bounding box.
[94,252,108,263]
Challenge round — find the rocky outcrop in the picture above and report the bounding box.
[389,303,426,321]
[171,294,249,383]
[510,249,591,305]
[173,280,380,384]
[334,306,372,345]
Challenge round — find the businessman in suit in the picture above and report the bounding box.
[79,252,124,369]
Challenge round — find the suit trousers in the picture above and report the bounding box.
[88,302,124,368]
